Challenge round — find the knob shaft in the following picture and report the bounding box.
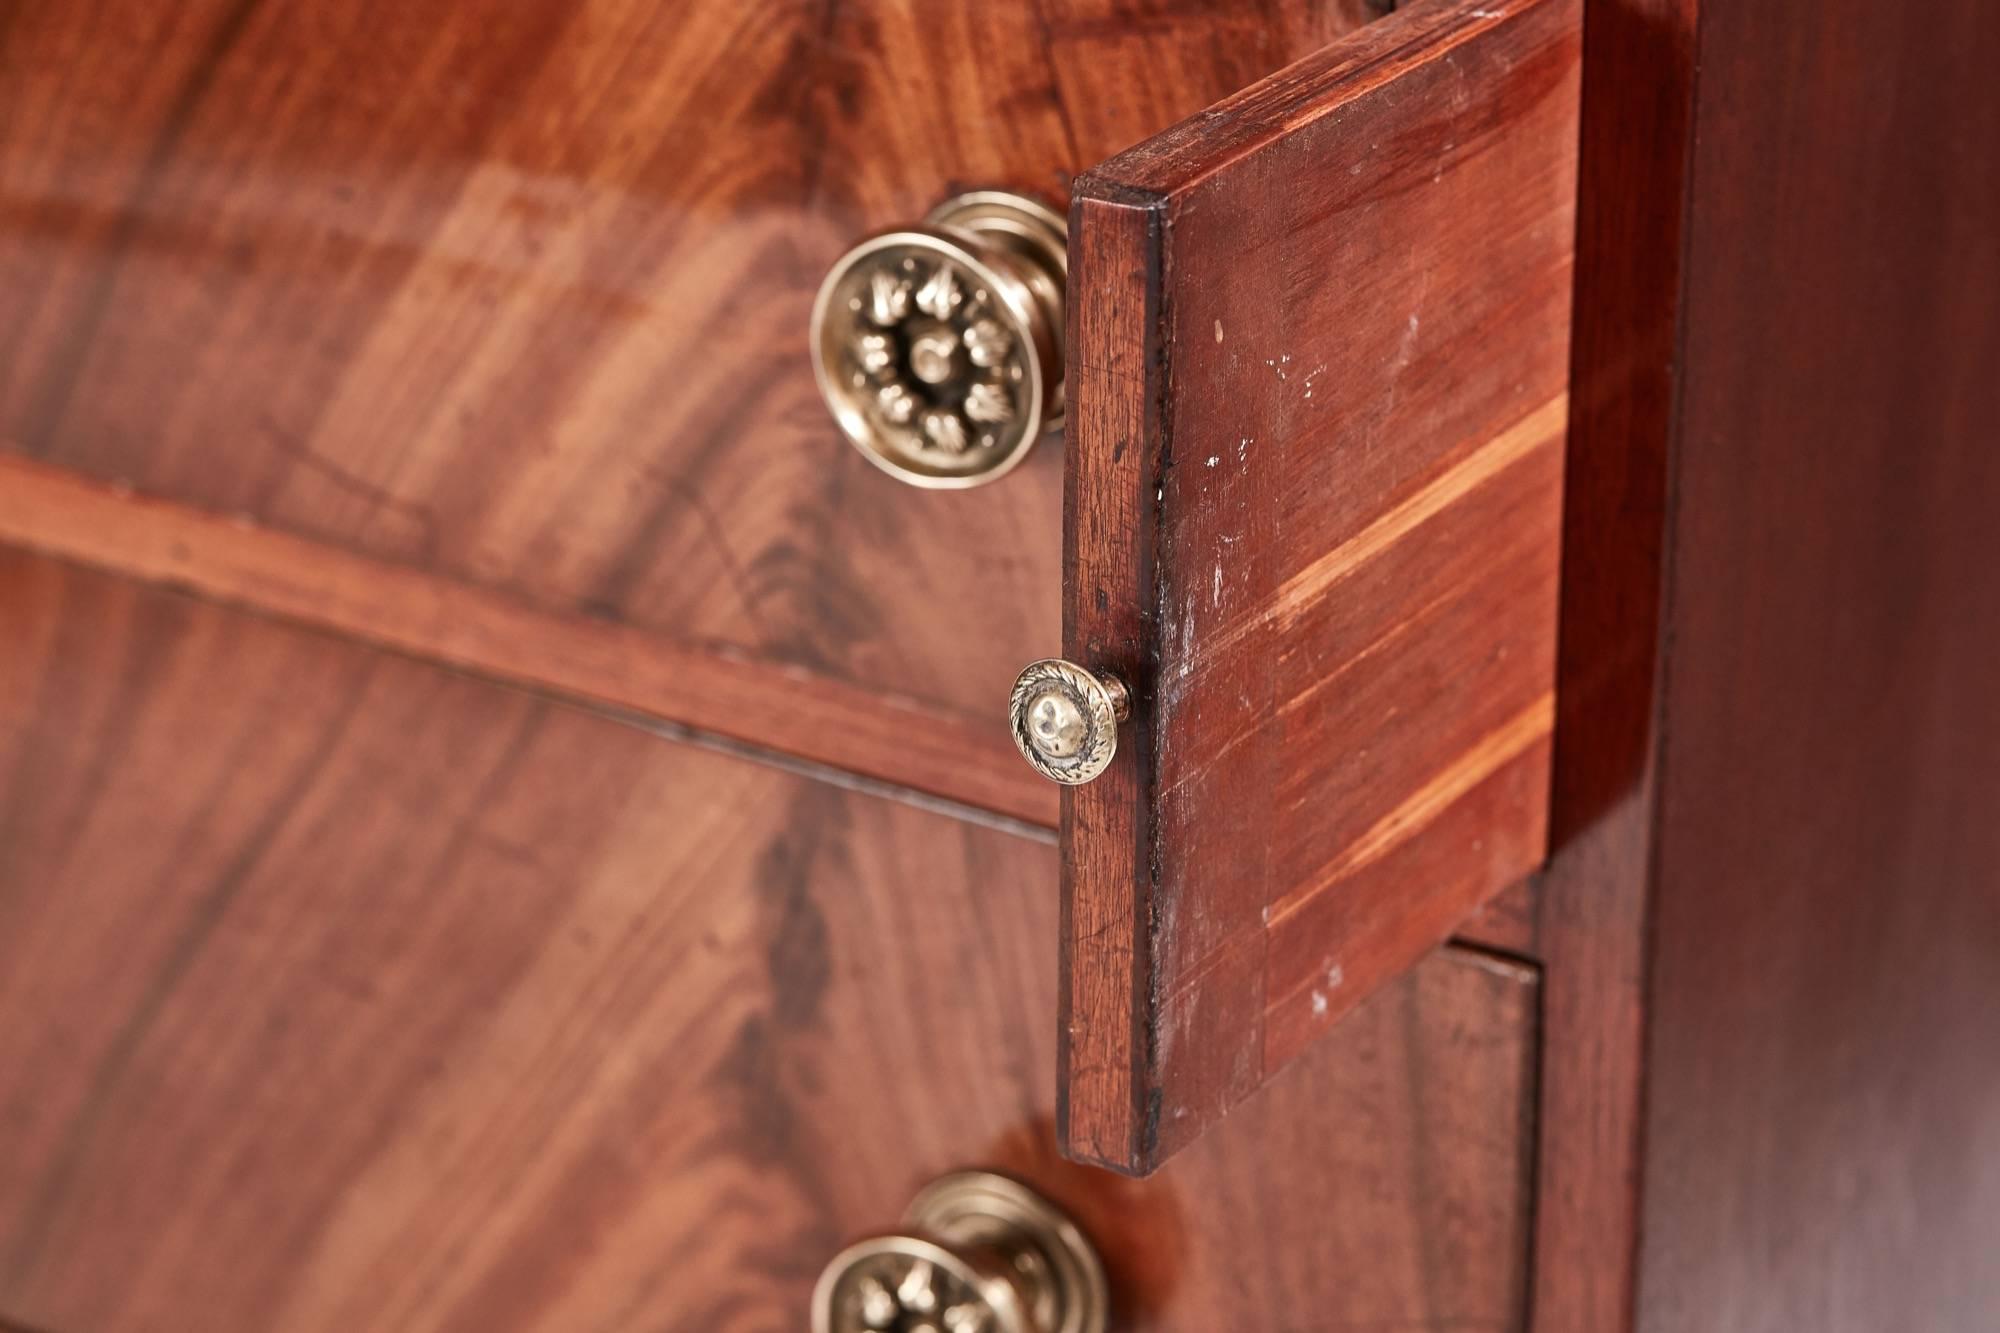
[811,192,1066,488]
[1009,659,1130,786]
[812,1172,1108,1333]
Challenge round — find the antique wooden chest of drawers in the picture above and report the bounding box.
[1,0,1995,1330]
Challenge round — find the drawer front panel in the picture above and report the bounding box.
[0,550,1534,1333]
[0,0,1381,757]
[1060,0,1578,1172]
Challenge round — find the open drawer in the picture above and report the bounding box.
[1046,0,1578,1174]
[0,0,1578,1192]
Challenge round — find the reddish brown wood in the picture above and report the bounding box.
[13,0,1988,1319]
[1060,191,1163,1170]
[1630,0,2000,1327]
[0,453,1055,827]
[1024,944,1539,1332]
[1526,0,1698,1326]
[1463,877,1541,959]
[1061,0,1580,1173]
[0,0,1388,768]
[0,550,1536,1333]
[0,453,1555,923]
[1527,0,2000,1328]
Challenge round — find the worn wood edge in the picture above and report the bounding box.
[1076,0,1555,201]
[1059,190,1169,1173]
[0,452,1059,828]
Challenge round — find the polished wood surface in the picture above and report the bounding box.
[1523,0,1698,1326]
[0,453,1054,827]
[0,550,1535,1333]
[1524,0,2000,1328]
[1632,0,2000,1327]
[0,0,1389,801]
[13,0,1991,1323]
[1061,0,1578,1174]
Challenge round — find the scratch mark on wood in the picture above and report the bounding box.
[1193,392,1566,666]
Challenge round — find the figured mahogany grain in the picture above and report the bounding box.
[1062,0,1579,1174]
[0,453,1054,827]
[0,550,1536,1333]
[0,0,1388,795]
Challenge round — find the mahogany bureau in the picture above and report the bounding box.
[0,1,1993,1330]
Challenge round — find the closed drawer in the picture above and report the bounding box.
[0,0,1389,779]
[0,550,1534,1332]
[3,0,1576,1318]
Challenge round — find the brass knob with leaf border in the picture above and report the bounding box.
[1008,659,1130,787]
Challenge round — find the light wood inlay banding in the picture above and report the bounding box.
[1271,690,1556,927]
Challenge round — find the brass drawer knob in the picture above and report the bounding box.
[811,191,1067,488]
[1009,659,1130,786]
[812,1172,1108,1333]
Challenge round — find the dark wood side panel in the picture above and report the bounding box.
[1632,0,2000,1329]
[1062,0,1579,1173]
[0,550,1537,1333]
[1528,0,2000,1328]
[0,0,1391,793]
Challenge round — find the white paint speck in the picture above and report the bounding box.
[1214,320,1224,343]
[1205,455,1219,468]
[1212,563,1223,607]
[1395,310,1423,372]
[1311,991,1329,1016]
[1327,963,1345,989]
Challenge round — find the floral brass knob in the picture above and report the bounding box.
[811,191,1066,488]
[812,1172,1108,1333]
[1009,660,1130,786]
